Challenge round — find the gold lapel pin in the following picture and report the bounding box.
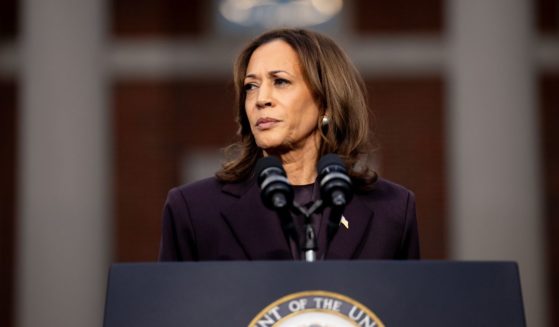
[340,215,349,229]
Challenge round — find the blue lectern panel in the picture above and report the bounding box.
[103,261,525,327]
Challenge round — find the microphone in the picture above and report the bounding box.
[317,154,353,207]
[318,154,353,257]
[256,156,293,210]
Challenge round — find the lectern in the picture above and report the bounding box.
[103,261,525,326]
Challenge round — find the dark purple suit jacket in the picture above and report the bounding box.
[158,177,420,261]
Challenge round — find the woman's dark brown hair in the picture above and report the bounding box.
[216,28,377,190]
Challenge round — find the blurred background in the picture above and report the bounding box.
[0,0,558,326]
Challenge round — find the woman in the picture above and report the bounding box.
[159,28,419,261]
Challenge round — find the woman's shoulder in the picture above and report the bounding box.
[359,177,415,207]
[166,176,253,204]
[168,177,223,200]
[164,177,234,216]
[371,177,414,197]
[164,176,252,219]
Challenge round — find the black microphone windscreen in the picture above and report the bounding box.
[317,153,345,173]
[255,156,283,176]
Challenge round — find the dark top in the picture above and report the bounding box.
[158,176,420,261]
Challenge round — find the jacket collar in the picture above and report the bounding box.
[221,179,292,260]
[321,192,375,259]
[220,178,375,260]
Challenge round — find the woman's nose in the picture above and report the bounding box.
[256,84,273,109]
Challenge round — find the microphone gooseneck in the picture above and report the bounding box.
[317,154,353,257]
[256,156,301,258]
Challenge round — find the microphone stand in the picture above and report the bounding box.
[277,207,299,255]
[292,200,323,262]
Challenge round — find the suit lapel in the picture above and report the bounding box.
[324,194,375,259]
[220,180,292,260]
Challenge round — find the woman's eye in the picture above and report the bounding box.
[244,83,257,91]
[274,78,290,86]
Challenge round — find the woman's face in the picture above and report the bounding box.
[244,40,321,155]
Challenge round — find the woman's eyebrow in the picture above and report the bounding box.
[245,70,294,79]
[269,70,293,77]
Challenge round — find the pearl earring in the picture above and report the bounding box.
[321,115,330,127]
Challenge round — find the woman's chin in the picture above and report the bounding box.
[259,145,281,155]
[258,143,291,156]
[256,139,283,151]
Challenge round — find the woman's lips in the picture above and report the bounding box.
[256,117,280,129]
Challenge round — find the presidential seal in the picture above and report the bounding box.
[248,290,384,327]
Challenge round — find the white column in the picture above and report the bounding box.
[17,1,110,327]
[447,1,547,326]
